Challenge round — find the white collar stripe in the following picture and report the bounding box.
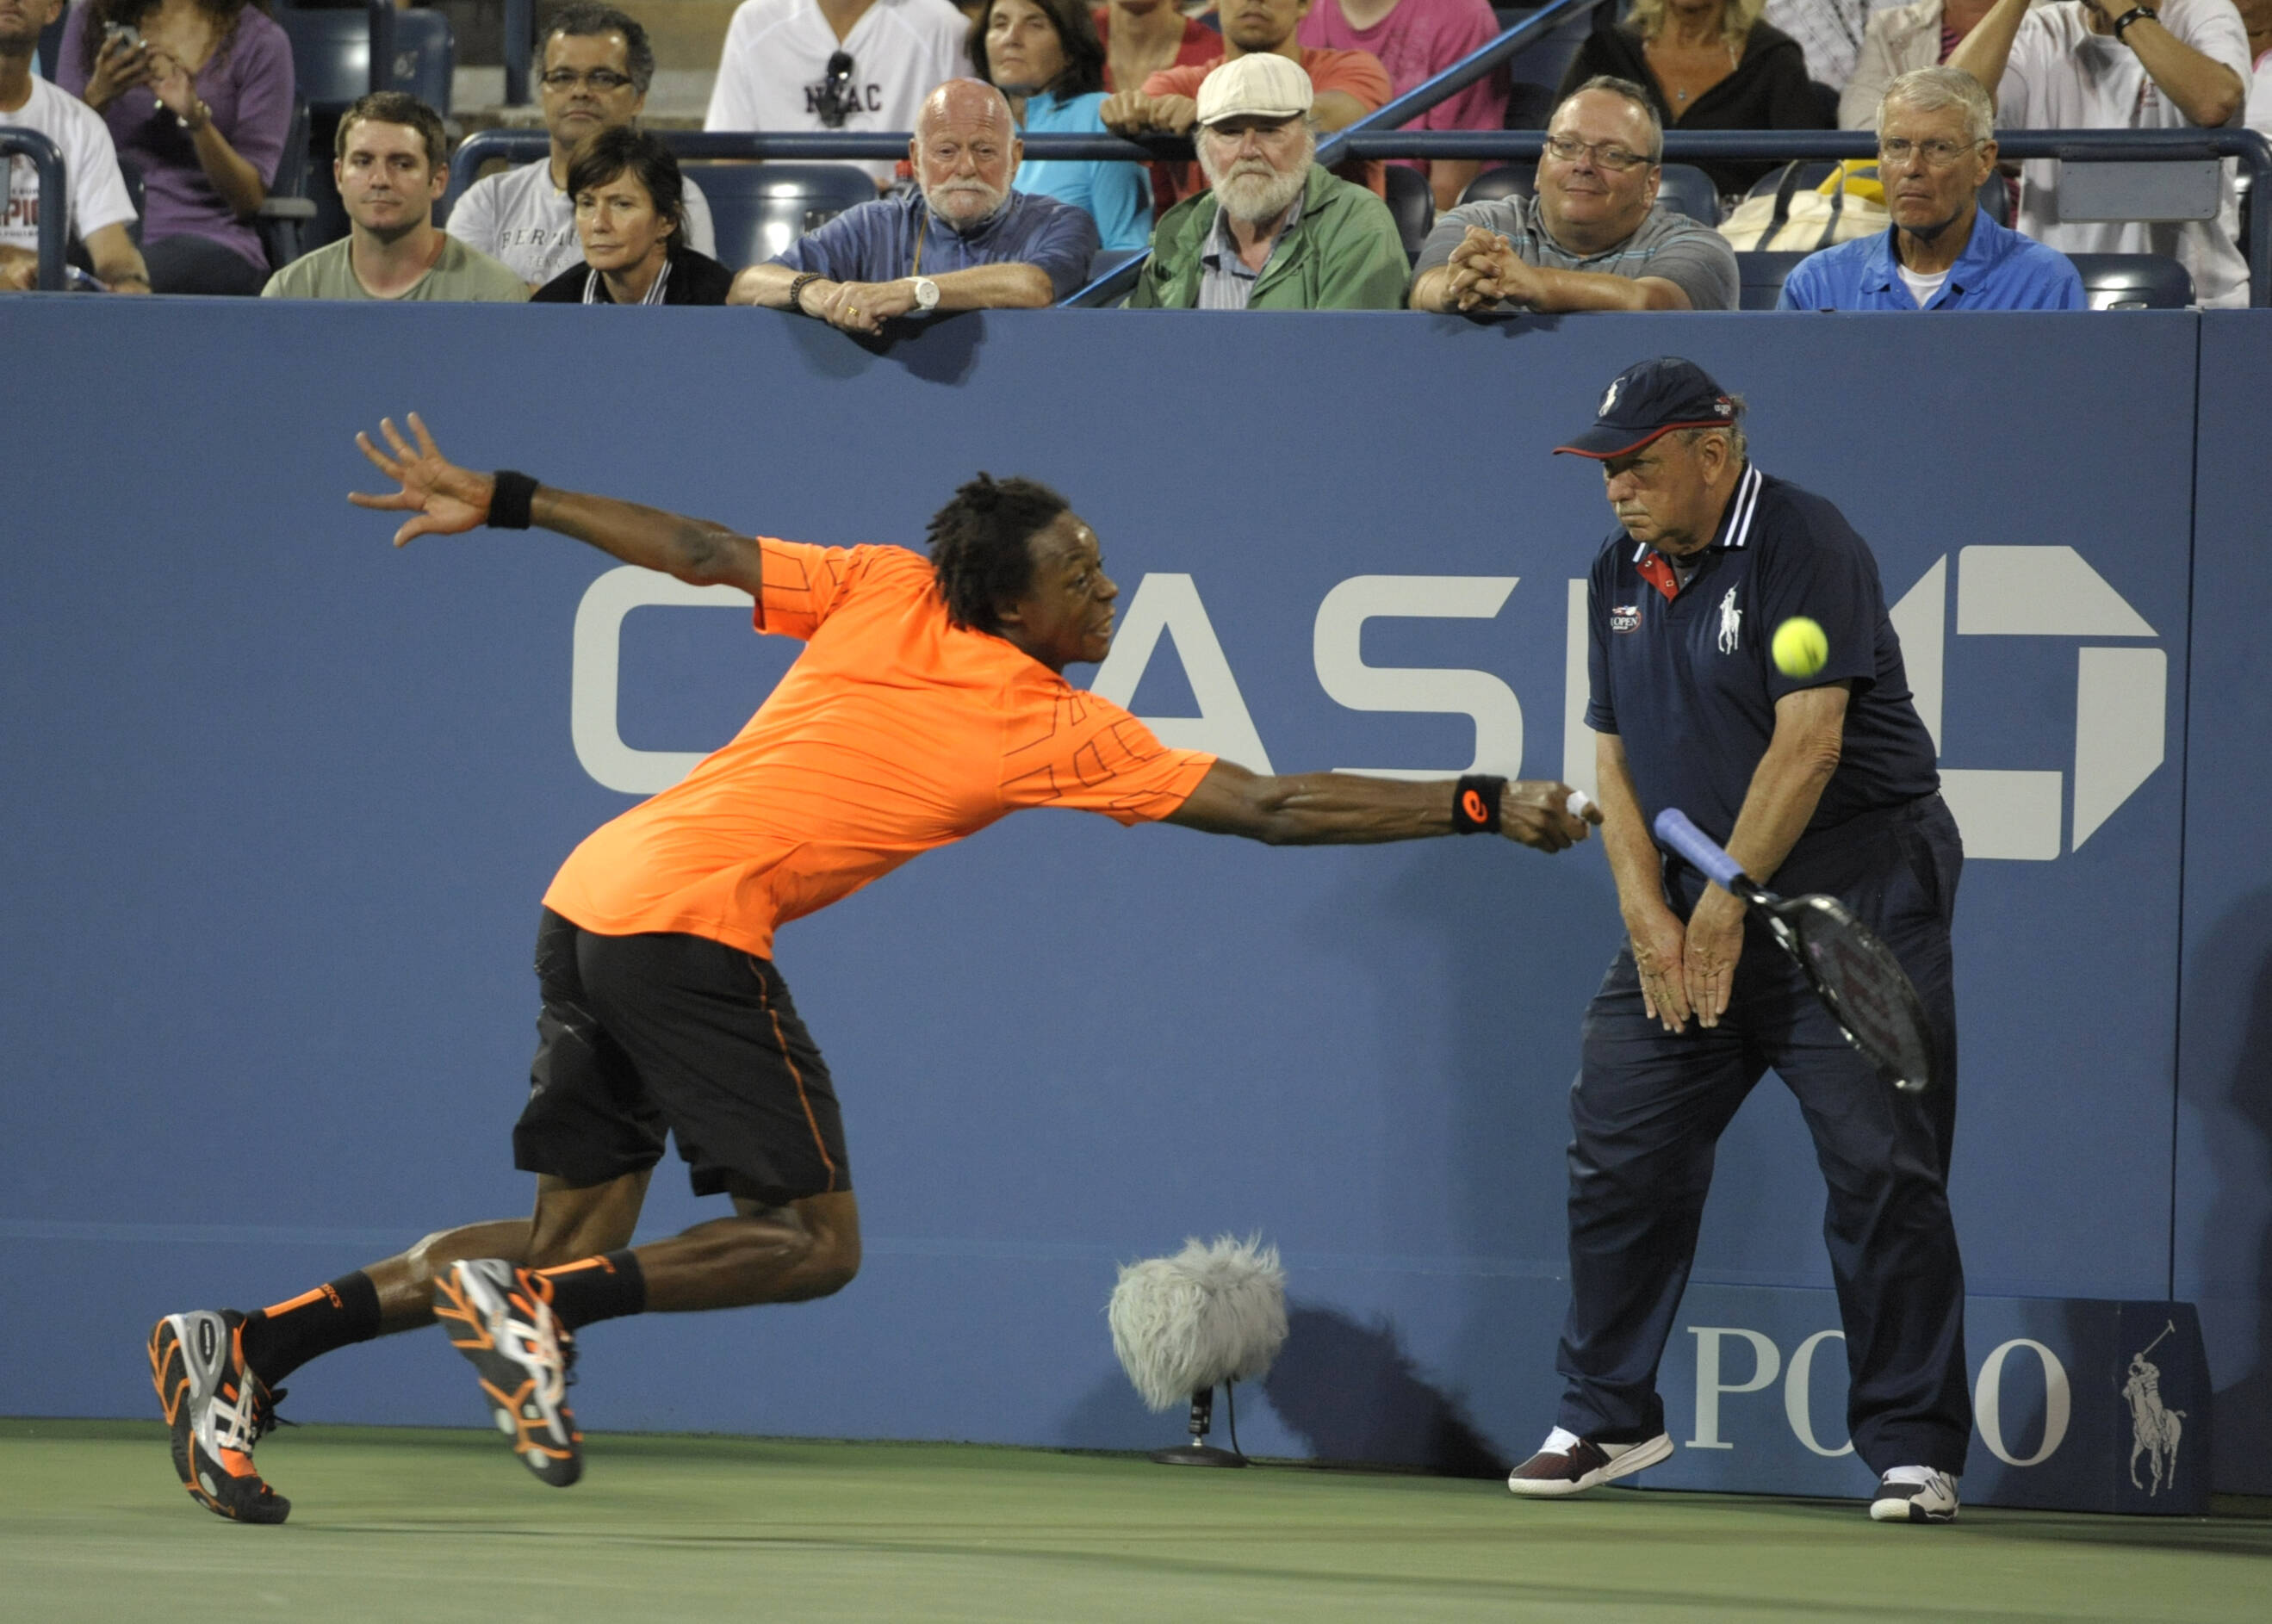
[1722,463,1763,549]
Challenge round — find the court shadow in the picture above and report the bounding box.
[1263,1304,1508,1478]
[2182,887,2272,1494]
[1056,1365,1190,1453]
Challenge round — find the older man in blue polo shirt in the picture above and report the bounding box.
[729,77,1099,329]
[1505,358,1973,1526]
[1780,66,2084,310]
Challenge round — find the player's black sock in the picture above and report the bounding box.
[535,1250,647,1330]
[239,1270,382,1384]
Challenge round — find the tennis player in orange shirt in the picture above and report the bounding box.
[147,412,1599,1523]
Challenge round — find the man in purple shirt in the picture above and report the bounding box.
[59,0,294,294]
[728,77,1099,328]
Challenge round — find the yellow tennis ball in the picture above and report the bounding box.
[1772,617,1828,678]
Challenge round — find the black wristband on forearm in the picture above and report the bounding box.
[1452,774,1507,834]
[488,469,537,530]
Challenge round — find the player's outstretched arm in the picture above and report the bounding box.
[349,413,765,595]
[1164,760,1596,851]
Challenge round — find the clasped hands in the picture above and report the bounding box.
[1626,887,1747,1034]
[793,276,922,334]
[1438,226,1545,313]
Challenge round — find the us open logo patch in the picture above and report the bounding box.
[1611,604,1641,633]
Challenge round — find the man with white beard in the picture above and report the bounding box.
[1127,53,1407,308]
[729,77,1099,329]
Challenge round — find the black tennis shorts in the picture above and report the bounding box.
[513,908,850,1207]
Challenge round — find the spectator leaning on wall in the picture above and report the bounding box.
[1950,0,2250,307]
[448,4,717,290]
[1781,65,2084,307]
[706,0,973,188]
[0,0,149,291]
[264,92,528,302]
[729,78,1098,325]
[1127,53,1410,309]
[1409,77,1740,313]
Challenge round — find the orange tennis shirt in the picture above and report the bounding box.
[543,541,1218,960]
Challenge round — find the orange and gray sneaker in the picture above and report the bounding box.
[147,1310,290,1524]
[433,1258,583,1487]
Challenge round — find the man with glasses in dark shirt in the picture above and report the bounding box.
[447,5,717,289]
[1409,77,1737,313]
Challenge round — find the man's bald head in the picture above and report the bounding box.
[912,78,1022,229]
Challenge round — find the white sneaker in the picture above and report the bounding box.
[1506,1426,1674,1497]
[1869,1466,1959,1522]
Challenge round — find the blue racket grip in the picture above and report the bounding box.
[1654,808,1748,889]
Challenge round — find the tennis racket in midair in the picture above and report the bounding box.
[1653,807,1937,1095]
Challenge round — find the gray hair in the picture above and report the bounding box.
[1676,392,1748,465]
[1877,65,1996,147]
[1561,75,1664,164]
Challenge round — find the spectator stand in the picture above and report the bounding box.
[3,127,68,291]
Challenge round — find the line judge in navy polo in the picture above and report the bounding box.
[1778,67,2084,312]
[1504,358,1976,1527]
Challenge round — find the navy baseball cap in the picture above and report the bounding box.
[1555,357,1737,460]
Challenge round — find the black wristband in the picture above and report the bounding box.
[1452,774,1507,834]
[488,469,537,530]
[2111,5,2153,38]
[785,271,823,314]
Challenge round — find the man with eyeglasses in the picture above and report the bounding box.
[1951,0,2251,306]
[707,0,972,188]
[1409,77,1738,313]
[1779,67,2083,307]
[448,6,717,291]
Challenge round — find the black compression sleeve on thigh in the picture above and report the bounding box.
[487,470,538,530]
[536,1249,647,1330]
[1453,775,1506,834]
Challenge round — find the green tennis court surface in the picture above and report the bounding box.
[5,1420,2267,1622]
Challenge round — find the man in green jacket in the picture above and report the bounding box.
[1127,54,1407,310]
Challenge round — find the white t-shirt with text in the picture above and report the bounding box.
[448,157,717,286]
[1,76,137,254]
[705,0,971,183]
[1996,0,2252,307]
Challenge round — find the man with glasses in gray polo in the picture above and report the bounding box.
[448,5,716,289]
[1778,66,2083,308]
[1408,77,1737,313]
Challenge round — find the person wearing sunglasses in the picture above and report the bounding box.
[1778,67,2083,308]
[1409,77,1739,313]
[706,0,973,187]
[448,5,717,290]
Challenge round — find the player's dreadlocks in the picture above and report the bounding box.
[926,473,1072,634]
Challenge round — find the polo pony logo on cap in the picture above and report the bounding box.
[1600,378,1623,417]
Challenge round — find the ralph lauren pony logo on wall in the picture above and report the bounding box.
[1647,1287,2210,1514]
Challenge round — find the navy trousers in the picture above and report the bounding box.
[1554,795,1971,1475]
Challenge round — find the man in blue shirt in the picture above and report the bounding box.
[1779,66,2084,310]
[729,78,1100,327]
[1505,358,1973,1527]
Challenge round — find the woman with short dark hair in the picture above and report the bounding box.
[531,127,736,305]
[969,0,1149,250]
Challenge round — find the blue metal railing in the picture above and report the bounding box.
[506,0,531,105]
[2,128,68,292]
[443,125,2272,307]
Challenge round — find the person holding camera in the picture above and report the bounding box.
[60,0,293,294]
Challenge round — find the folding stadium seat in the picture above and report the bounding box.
[1654,163,1719,225]
[2065,252,2194,309]
[676,161,878,268]
[1735,248,1812,309]
[1458,164,1530,206]
[273,4,455,115]
[1383,164,1436,263]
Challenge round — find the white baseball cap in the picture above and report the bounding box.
[1194,54,1314,127]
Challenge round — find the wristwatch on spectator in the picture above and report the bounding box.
[177,98,213,133]
[910,276,940,313]
[785,270,823,314]
[2109,4,2155,39]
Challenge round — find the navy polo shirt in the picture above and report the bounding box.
[1585,462,1939,868]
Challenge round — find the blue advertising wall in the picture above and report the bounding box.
[0,301,2257,1502]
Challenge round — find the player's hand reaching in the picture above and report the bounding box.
[1498,780,1600,852]
[350,413,495,546]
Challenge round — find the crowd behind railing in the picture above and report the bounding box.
[4,0,2269,307]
